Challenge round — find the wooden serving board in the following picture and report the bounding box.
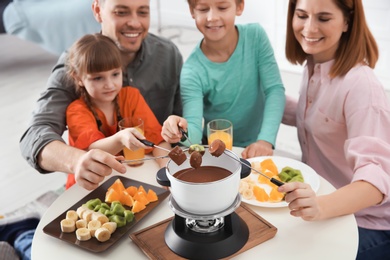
[129,203,277,259]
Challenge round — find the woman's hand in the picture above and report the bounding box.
[161,115,188,143]
[241,140,273,159]
[278,182,322,221]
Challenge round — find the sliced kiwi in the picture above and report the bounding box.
[188,144,205,155]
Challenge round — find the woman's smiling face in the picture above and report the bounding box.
[292,0,348,63]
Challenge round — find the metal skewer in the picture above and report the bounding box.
[223,152,285,187]
[120,155,169,164]
[137,139,171,153]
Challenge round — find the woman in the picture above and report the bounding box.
[280,0,390,259]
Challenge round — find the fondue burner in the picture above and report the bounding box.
[165,195,249,259]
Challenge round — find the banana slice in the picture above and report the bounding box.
[60,219,76,233]
[76,227,91,241]
[95,227,111,242]
[66,210,78,222]
[76,219,87,229]
[82,210,94,222]
[76,205,89,218]
[92,212,109,225]
[102,222,117,234]
[88,219,102,237]
[242,188,254,200]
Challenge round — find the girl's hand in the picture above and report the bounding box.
[241,140,273,159]
[119,128,147,151]
[161,115,188,143]
[278,182,322,221]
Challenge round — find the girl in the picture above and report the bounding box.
[281,0,390,259]
[65,33,171,189]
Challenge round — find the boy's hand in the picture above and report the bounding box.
[241,140,273,159]
[161,115,188,143]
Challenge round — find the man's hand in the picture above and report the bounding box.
[241,140,273,159]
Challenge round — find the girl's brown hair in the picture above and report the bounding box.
[285,0,378,78]
[66,33,122,94]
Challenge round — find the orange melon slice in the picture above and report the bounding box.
[132,200,146,213]
[253,185,269,202]
[146,189,158,202]
[126,186,138,197]
[108,179,126,193]
[105,188,121,203]
[120,190,134,207]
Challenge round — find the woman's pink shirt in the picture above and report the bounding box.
[283,59,390,230]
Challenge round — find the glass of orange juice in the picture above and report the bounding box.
[118,117,145,166]
[207,119,233,150]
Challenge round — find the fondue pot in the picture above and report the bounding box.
[157,147,250,215]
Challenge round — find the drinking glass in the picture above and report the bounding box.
[118,117,145,166]
[207,119,233,150]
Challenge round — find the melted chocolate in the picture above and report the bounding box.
[173,166,232,183]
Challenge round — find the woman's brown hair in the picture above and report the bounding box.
[285,0,378,78]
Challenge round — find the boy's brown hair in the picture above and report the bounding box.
[285,0,378,78]
[187,0,243,8]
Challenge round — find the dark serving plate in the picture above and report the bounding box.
[43,175,170,252]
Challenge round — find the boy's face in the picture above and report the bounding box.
[93,0,150,55]
[190,0,244,43]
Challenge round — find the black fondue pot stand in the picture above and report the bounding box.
[156,159,251,259]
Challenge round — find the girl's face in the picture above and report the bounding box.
[292,0,348,63]
[80,68,123,106]
[190,0,244,43]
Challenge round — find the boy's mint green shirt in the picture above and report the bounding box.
[181,23,286,148]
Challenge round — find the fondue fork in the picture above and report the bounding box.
[137,138,171,153]
[178,127,193,145]
[119,155,169,164]
[223,153,285,187]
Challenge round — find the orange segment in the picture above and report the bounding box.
[108,179,126,193]
[120,190,134,207]
[260,159,278,176]
[105,188,121,203]
[126,186,138,197]
[146,189,158,202]
[132,200,146,213]
[138,185,147,196]
[253,185,269,202]
[269,187,284,202]
[133,191,150,205]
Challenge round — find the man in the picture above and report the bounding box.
[20,0,183,190]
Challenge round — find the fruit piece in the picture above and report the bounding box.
[146,189,158,202]
[85,198,102,210]
[66,210,78,222]
[189,144,205,155]
[111,203,126,216]
[105,188,121,203]
[91,212,109,224]
[102,222,117,234]
[76,205,88,218]
[60,219,76,233]
[95,227,111,242]
[88,219,102,237]
[126,186,138,197]
[260,159,278,176]
[168,146,187,165]
[241,187,254,200]
[76,219,87,229]
[76,227,91,241]
[120,190,134,207]
[190,151,202,168]
[133,191,149,205]
[138,185,147,196]
[269,187,284,202]
[124,210,135,223]
[109,215,126,228]
[107,178,126,193]
[81,210,94,222]
[258,169,275,184]
[132,200,146,214]
[253,185,269,202]
[209,139,226,157]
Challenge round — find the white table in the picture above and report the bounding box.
[32,148,358,260]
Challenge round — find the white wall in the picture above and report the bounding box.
[151,0,390,91]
